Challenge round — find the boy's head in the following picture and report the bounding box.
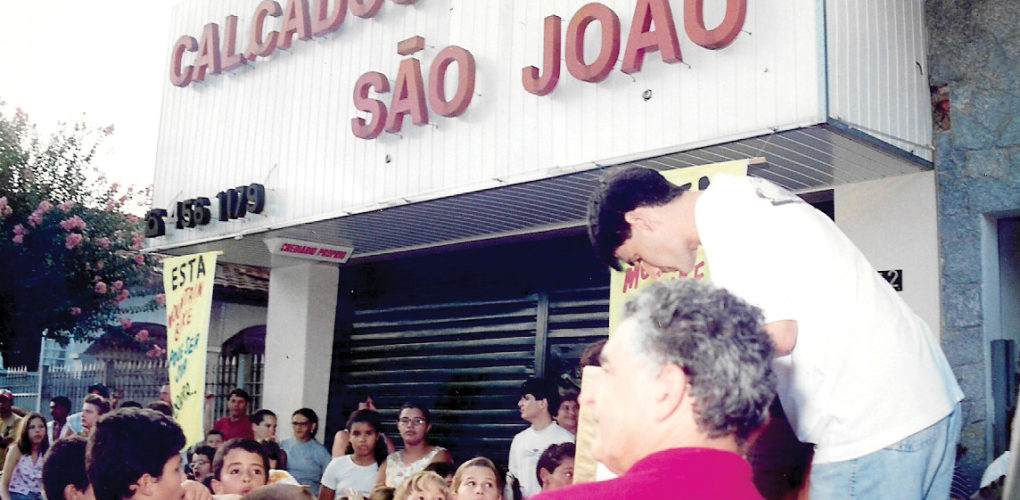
[205,430,225,449]
[189,446,215,481]
[240,483,314,500]
[518,378,561,422]
[82,394,111,433]
[43,435,93,500]
[211,439,269,496]
[86,408,186,500]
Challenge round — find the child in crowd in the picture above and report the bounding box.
[188,446,215,483]
[87,408,186,500]
[205,430,225,450]
[332,394,395,459]
[393,471,448,500]
[241,483,315,500]
[211,439,269,497]
[41,436,91,500]
[423,463,456,490]
[553,393,578,436]
[535,443,574,492]
[452,458,503,500]
[319,410,384,500]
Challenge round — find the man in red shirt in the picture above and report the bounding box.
[213,388,254,441]
[533,280,775,499]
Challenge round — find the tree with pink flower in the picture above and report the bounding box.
[0,103,161,367]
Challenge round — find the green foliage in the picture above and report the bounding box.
[0,102,161,364]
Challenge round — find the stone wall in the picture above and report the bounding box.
[927,0,1020,486]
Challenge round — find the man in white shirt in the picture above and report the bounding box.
[586,167,963,499]
[508,377,575,498]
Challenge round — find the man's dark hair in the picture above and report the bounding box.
[84,394,111,415]
[424,461,457,479]
[536,442,576,485]
[213,439,269,480]
[87,408,185,500]
[87,383,111,399]
[16,412,49,455]
[43,435,90,500]
[625,279,776,443]
[207,430,225,440]
[520,378,561,418]
[146,400,173,417]
[587,166,691,270]
[118,401,143,409]
[229,388,252,403]
[51,396,72,412]
[251,408,276,426]
[191,445,215,463]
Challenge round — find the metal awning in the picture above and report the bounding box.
[155,123,930,267]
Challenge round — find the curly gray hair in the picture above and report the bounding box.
[623,279,776,442]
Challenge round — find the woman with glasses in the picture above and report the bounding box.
[375,402,453,489]
[281,408,332,495]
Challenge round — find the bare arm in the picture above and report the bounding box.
[318,486,336,500]
[765,320,798,357]
[331,429,350,457]
[431,448,453,465]
[1,448,22,500]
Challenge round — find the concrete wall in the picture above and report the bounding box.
[927,0,1020,486]
[834,171,941,336]
[207,302,268,353]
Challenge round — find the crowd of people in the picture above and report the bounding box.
[0,167,983,499]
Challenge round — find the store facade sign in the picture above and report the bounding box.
[264,237,354,264]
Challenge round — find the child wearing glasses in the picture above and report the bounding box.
[375,403,453,489]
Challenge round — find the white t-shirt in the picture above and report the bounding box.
[695,174,963,464]
[508,422,575,498]
[320,455,378,497]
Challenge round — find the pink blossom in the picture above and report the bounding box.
[12,234,23,244]
[65,233,83,249]
[57,201,75,213]
[70,307,82,316]
[96,261,104,270]
[114,289,130,305]
[155,294,165,305]
[127,215,140,225]
[105,202,115,212]
[94,282,108,294]
[37,200,53,213]
[146,344,165,358]
[13,224,25,236]
[0,197,10,218]
[59,216,87,231]
[97,237,111,249]
[119,317,133,329]
[135,329,150,342]
[118,195,128,204]
[133,254,145,265]
[111,183,119,191]
[27,210,42,227]
[112,280,123,290]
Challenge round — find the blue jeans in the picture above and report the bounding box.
[11,492,42,500]
[810,402,962,499]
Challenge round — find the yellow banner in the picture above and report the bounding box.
[163,252,218,446]
[607,160,748,333]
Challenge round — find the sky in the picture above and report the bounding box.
[0,0,179,193]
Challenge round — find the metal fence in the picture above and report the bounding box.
[0,354,263,417]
